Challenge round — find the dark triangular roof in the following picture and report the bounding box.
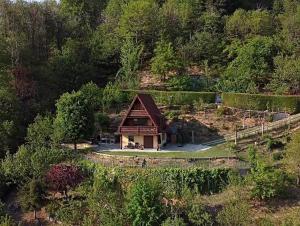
[119,93,165,129]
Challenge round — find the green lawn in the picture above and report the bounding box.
[100,144,236,159]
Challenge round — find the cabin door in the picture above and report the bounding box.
[144,136,153,148]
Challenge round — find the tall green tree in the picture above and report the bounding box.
[54,91,94,150]
[26,115,54,148]
[151,39,180,81]
[119,0,159,48]
[268,56,300,94]
[117,38,143,89]
[226,9,274,40]
[220,36,276,93]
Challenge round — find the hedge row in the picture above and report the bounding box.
[222,93,300,113]
[123,90,216,105]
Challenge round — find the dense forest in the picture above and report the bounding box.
[1,0,300,150]
[1,0,300,225]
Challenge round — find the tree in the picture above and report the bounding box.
[220,36,276,93]
[18,178,44,219]
[119,0,159,48]
[26,114,54,148]
[54,91,94,150]
[46,163,83,198]
[127,179,163,226]
[101,82,122,113]
[79,82,102,110]
[182,31,225,67]
[268,56,300,94]
[151,39,180,81]
[283,131,300,185]
[0,77,20,157]
[61,0,106,30]
[226,9,274,40]
[278,3,300,56]
[116,38,143,89]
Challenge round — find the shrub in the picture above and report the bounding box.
[164,111,180,121]
[180,105,191,114]
[46,163,84,197]
[0,201,15,226]
[187,203,212,226]
[127,179,163,226]
[162,217,187,226]
[54,199,87,225]
[272,152,284,161]
[222,92,300,113]
[0,215,15,226]
[123,90,216,106]
[167,75,203,91]
[95,112,110,133]
[215,106,227,117]
[264,136,283,151]
[217,199,251,226]
[17,178,45,215]
[250,163,287,200]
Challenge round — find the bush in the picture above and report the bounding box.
[264,136,284,151]
[17,178,44,213]
[222,92,300,113]
[215,106,228,117]
[127,179,163,226]
[250,164,287,200]
[54,200,87,225]
[162,217,187,226]
[167,75,203,91]
[123,90,216,106]
[217,199,251,226]
[272,152,284,161]
[187,203,212,226]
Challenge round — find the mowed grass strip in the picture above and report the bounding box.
[100,145,235,159]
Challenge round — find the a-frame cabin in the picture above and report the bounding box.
[118,94,167,150]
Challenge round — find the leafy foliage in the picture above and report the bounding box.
[127,179,163,226]
[46,163,84,197]
[54,91,94,149]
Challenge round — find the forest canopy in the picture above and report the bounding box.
[0,0,300,153]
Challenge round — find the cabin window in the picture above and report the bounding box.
[128,136,134,143]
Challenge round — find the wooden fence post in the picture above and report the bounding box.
[235,125,238,145]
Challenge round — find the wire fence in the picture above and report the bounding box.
[202,113,300,146]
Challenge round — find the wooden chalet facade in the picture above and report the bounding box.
[118,94,167,150]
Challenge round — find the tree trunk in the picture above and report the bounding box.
[74,141,77,151]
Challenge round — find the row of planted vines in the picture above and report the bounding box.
[93,165,231,196]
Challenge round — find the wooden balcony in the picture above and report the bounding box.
[128,110,148,117]
[119,126,158,135]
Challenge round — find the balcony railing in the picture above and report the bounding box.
[128,110,148,117]
[119,126,158,134]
